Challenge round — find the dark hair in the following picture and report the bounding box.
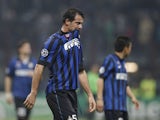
[17,40,30,50]
[114,36,132,52]
[62,8,84,23]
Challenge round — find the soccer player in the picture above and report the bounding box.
[5,40,36,120]
[24,8,96,120]
[96,36,139,120]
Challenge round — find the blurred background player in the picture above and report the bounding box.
[24,8,96,120]
[96,36,140,120]
[4,40,36,120]
[139,73,156,102]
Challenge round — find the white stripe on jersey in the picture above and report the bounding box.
[15,69,33,77]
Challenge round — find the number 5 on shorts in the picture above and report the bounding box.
[67,114,77,120]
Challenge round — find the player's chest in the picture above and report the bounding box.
[114,60,126,72]
[59,39,81,57]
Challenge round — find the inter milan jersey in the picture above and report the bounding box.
[38,30,84,94]
[6,57,36,99]
[99,54,128,111]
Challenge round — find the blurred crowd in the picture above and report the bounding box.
[0,0,160,97]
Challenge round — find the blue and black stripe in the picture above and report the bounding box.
[99,54,128,111]
[38,30,84,94]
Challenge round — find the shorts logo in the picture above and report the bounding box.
[67,114,77,120]
[17,107,26,117]
[41,48,49,57]
[118,117,123,120]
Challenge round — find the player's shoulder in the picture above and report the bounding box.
[103,54,115,65]
[10,57,18,63]
[72,30,80,38]
[105,54,114,60]
[7,57,18,66]
[44,32,61,44]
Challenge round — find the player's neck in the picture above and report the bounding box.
[19,54,30,62]
[115,52,125,59]
[61,25,69,33]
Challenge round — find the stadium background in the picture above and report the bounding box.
[0,0,160,120]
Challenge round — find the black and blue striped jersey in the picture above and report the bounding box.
[38,30,84,94]
[99,54,128,111]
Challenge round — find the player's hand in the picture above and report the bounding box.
[96,99,104,112]
[5,92,13,104]
[131,97,140,110]
[24,92,36,109]
[88,95,96,112]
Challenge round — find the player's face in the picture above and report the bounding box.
[68,14,84,31]
[19,43,32,56]
[124,43,132,58]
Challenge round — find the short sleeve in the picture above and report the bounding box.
[99,56,114,79]
[38,35,60,67]
[5,58,15,77]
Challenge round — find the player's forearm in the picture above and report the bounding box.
[97,78,104,100]
[30,64,44,96]
[4,76,12,93]
[78,70,93,97]
[126,86,136,99]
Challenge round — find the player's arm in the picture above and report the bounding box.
[24,64,44,109]
[126,86,140,110]
[4,76,13,104]
[96,77,104,112]
[78,70,96,112]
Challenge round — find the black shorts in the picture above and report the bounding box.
[46,90,78,120]
[14,97,31,120]
[105,110,128,120]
